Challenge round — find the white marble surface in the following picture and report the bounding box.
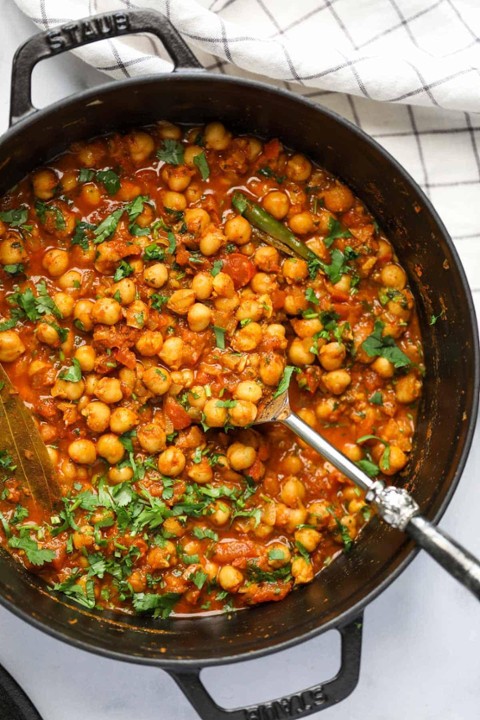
[0,3,479,719]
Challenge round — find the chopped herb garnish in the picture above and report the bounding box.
[323,217,352,248]
[113,260,134,282]
[362,320,412,369]
[9,535,55,566]
[0,208,29,227]
[273,365,298,398]
[213,325,226,349]
[95,169,121,195]
[59,358,82,383]
[132,591,181,618]
[193,151,210,180]
[157,139,184,166]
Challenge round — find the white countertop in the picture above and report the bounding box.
[0,5,479,720]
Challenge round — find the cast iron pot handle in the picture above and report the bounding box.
[10,9,202,125]
[168,614,363,720]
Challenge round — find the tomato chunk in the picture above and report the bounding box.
[221,253,256,289]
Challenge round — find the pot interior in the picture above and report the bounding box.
[0,75,477,666]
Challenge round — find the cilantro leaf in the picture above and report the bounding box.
[132,591,181,618]
[113,260,133,282]
[96,169,120,195]
[0,208,28,227]
[78,168,95,183]
[52,572,96,608]
[369,391,383,406]
[151,294,169,311]
[273,365,298,398]
[305,288,318,305]
[144,243,165,262]
[324,217,352,248]
[0,319,17,332]
[213,325,226,349]
[211,260,223,277]
[9,535,55,566]
[356,458,380,478]
[193,151,210,180]
[4,264,24,276]
[93,208,123,244]
[59,358,82,383]
[72,220,95,250]
[189,569,209,589]
[167,230,176,255]
[335,520,353,553]
[157,139,184,166]
[361,320,412,369]
[257,166,285,184]
[192,526,218,541]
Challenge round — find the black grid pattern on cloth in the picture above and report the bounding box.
[13,0,480,291]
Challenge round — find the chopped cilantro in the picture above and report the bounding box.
[72,220,95,250]
[189,569,209,589]
[151,294,169,311]
[211,260,223,277]
[323,217,352,248]
[273,365,298,398]
[0,208,29,227]
[369,391,383,405]
[157,139,185,165]
[78,168,95,183]
[93,208,123,244]
[192,526,218,541]
[257,166,285,184]
[113,260,134,282]
[95,169,121,195]
[193,151,210,180]
[213,325,226,349]
[430,310,445,325]
[144,243,165,262]
[59,358,82,383]
[3,263,24,276]
[132,591,181,618]
[362,320,412,369]
[9,535,55,566]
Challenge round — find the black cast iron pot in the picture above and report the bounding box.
[0,10,478,719]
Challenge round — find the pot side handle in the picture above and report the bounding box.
[10,9,202,126]
[168,614,363,720]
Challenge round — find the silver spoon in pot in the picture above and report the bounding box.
[254,388,480,600]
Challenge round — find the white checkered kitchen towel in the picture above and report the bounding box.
[12,0,480,300]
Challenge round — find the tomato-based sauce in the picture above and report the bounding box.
[0,121,423,617]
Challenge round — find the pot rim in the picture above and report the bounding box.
[0,70,478,669]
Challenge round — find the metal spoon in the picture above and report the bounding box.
[255,389,480,600]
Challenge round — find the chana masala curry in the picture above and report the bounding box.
[0,121,424,618]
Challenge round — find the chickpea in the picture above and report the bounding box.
[0,236,26,265]
[254,246,279,272]
[319,342,346,371]
[125,300,148,329]
[187,457,213,484]
[250,272,277,295]
[147,542,177,569]
[264,324,287,346]
[162,517,185,537]
[187,385,207,409]
[204,122,231,150]
[192,272,214,300]
[395,373,422,404]
[158,337,184,369]
[291,557,314,585]
[323,369,351,395]
[95,433,125,464]
[381,263,407,290]
[162,190,187,212]
[215,296,239,313]
[307,500,331,527]
[94,377,123,404]
[161,164,192,192]
[262,191,290,220]
[36,322,61,347]
[234,380,262,403]
[231,322,262,352]
[282,258,309,282]
[281,478,306,508]
[259,353,285,386]
[144,263,169,289]
[187,303,212,332]
[372,357,395,378]
[74,345,96,372]
[158,447,186,477]
[266,542,291,569]
[323,184,354,213]
[211,502,231,526]
[284,288,309,317]
[338,514,357,542]
[184,208,210,236]
[203,399,228,427]
[199,229,224,256]
[213,272,235,298]
[227,442,257,471]
[91,297,122,326]
[68,439,97,465]
[382,445,408,476]
[286,154,312,182]
[184,145,204,168]
[32,168,57,200]
[84,374,99,395]
[167,289,195,315]
[53,292,74,317]
[229,400,257,427]
[137,423,166,453]
[128,131,155,163]
[110,407,138,435]
[108,465,133,484]
[135,331,164,357]
[42,248,69,277]
[225,215,252,246]
[57,270,81,291]
[295,528,322,552]
[343,443,363,462]
[236,299,262,322]
[288,212,315,236]
[158,121,182,140]
[111,278,136,305]
[288,337,315,366]
[142,366,171,395]
[72,526,95,550]
[217,565,243,592]
[185,182,202,204]
[51,374,84,400]
[80,183,102,207]
[73,299,94,332]
[82,401,111,433]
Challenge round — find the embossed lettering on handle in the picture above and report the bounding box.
[243,685,326,719]
[46,12,130,52]
[10,9,201,126]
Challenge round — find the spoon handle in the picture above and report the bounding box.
[282,410,480,600]
[405,516,480,600]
